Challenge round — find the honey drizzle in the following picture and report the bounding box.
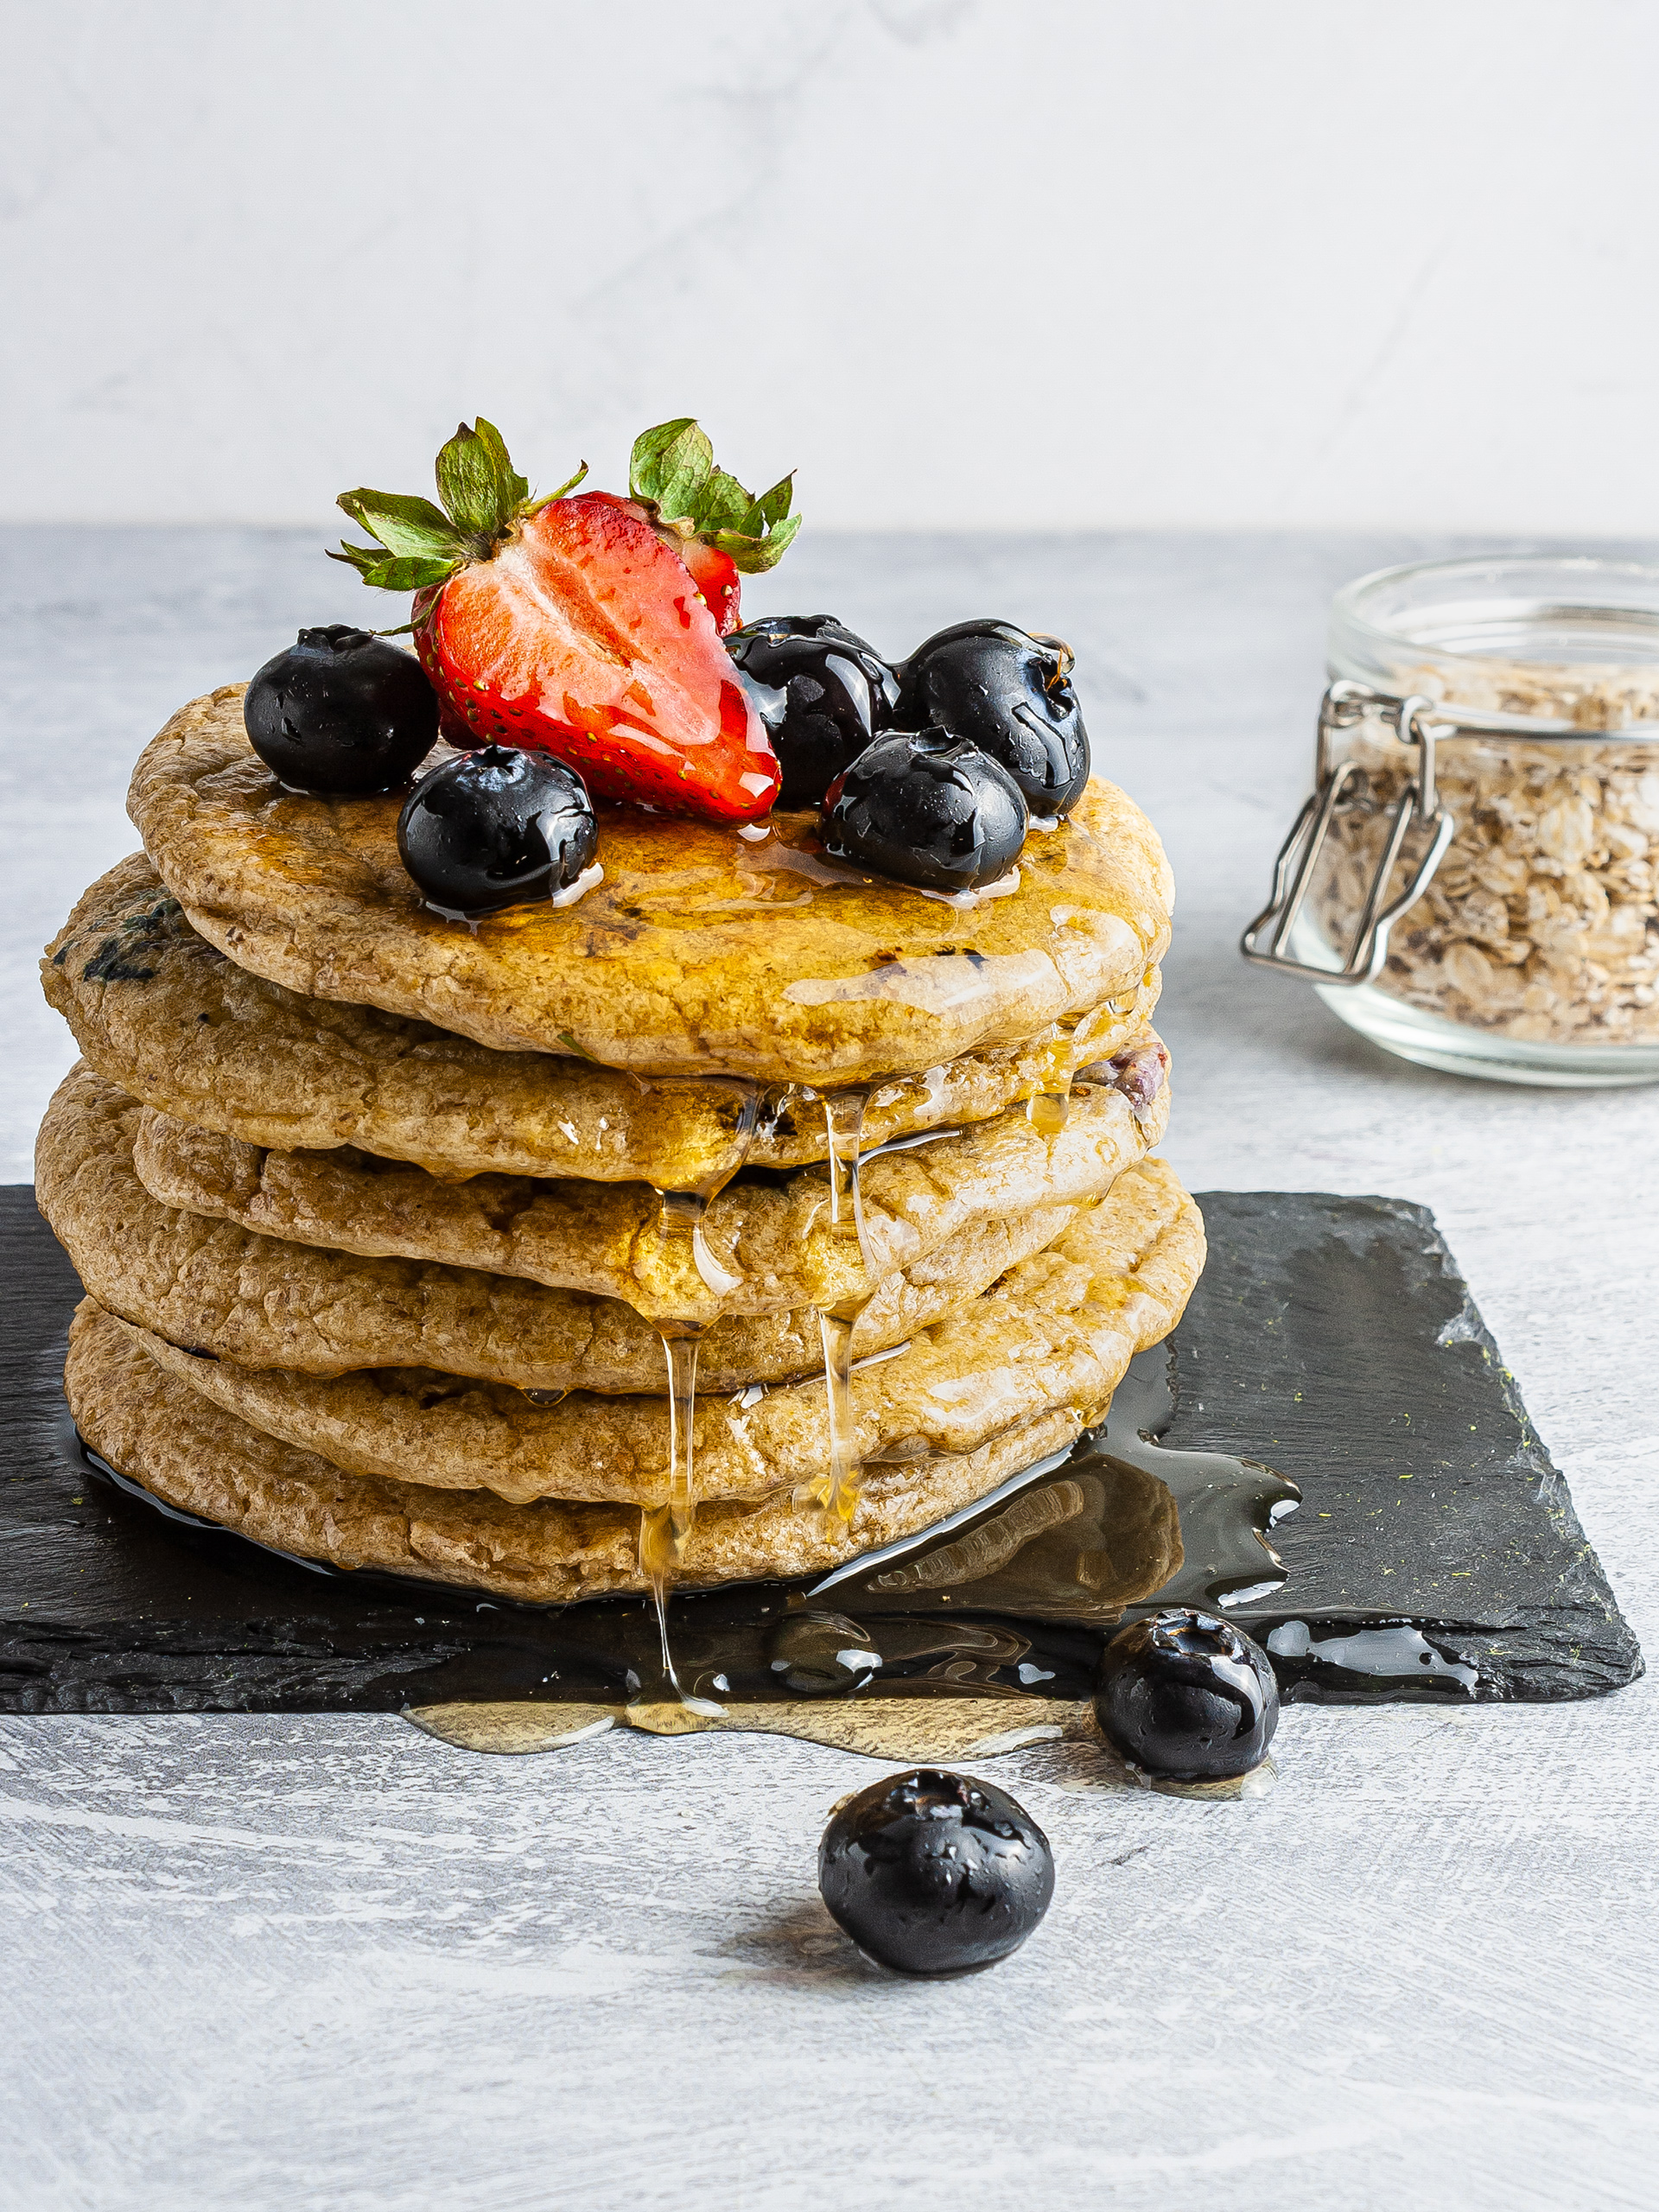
[639,1078,760,1709]
[1024,986,1144,1140]
[1024,1025,1076,1138]
[639,1322,716,1710]
[805,1091,870,1524]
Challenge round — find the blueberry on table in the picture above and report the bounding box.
[244,626,439,793]
[1095,1609,1280,1780]
[897,620,1090,816]
[726,617,899,808]
[818,1767,1053,1977]
[397,746,598,915]
[823,732,1028,893]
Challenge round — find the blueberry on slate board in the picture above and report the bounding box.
[823,731,1028,893]
[725,616,900,807]
[1095,1609,1280,1779]
[897,620,1090,816]
[817,1767,1053,1976]
[397,745,597,915]
[244,626,439,793]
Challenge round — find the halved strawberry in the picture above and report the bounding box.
[625,416,796,641]
[330,417,800,822]
[679,537,743,636]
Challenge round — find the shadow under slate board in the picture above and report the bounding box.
[0,1185,1641,1715]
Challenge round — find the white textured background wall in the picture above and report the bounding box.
[3,0,1658,533]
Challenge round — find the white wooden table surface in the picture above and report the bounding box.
[1,530,1654,2212]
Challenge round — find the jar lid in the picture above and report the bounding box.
[1330,554,1659,737]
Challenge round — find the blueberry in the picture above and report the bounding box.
[244,626,439,794]
[726,617,899,808]
[897,620,1090,816]
[397,745,598,915]
[734,614,868,645]
[1095,1609,1280,1780]
[823,732,1027,893]
[818,1767,1053,1978]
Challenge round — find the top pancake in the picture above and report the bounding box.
[128,686,1174,1085]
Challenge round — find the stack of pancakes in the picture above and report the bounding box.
[36,684,1204,1607]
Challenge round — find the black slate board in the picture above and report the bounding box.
[0,1186,1640,1713]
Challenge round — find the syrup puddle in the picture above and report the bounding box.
[400,1344,1309,1758]
[84,1307,1482,1763]
[405,1694,1071,1764]
[404,1692,1279,1798]
[1265,1619,1478,1697]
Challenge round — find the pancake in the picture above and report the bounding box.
[67,1300,1137,1605]
[122,1159,1203,1503]
[38,1066,1138,1390]
[126,687,1174,1083]
[129,1055,1171,1325]
[45,855,1162,1189]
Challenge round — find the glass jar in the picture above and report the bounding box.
[1243,554,1659,1086]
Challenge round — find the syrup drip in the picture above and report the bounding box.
[1023,987,1152,1141]
[655,1186,744,1301]
[640,1324,706,1569]
[804,1091,870,1524]
[638,1323,721,1713]
[1024,1024,1076,1138]
[639,1077,760,1709]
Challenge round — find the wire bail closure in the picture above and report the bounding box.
[1240,680,1455,988]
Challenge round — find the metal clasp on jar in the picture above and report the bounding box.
[1240,680,1455,986]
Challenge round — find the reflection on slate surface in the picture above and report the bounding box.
[0,1188,1641,1713]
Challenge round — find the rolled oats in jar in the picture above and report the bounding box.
[1243,556,1659,1086]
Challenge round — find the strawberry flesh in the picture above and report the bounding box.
[629,499,741,634]
[415,492,779,821]
[680,536,742,636]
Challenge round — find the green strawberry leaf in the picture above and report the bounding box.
[690,467,753,535]
[751,472,795,531]
[526,461,589,515]
[473,416,529,510]
[631,417,714,519]
[435,419,524,537]
[337,489,467,562]
[327,540,387,579]
[630,417,694,499]
[372,552,463,590]
[716,512,803,574]
[327,543,461,591]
